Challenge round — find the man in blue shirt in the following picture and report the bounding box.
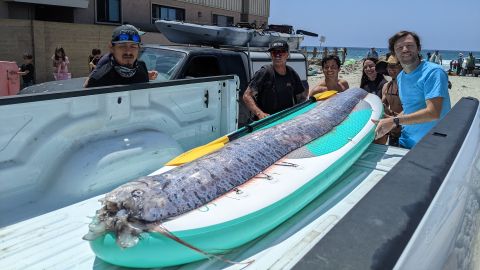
[374,31,451,149]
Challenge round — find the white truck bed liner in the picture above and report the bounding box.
[0,144,407,270]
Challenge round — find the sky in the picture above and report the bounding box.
[269,0,480,51]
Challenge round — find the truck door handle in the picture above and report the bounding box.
[204,90,209,108]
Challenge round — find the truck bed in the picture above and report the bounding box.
[0,144,408,270]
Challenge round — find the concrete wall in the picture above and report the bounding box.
[74,0,95,24]
[0,19,170,83]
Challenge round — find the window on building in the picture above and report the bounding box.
[35,5,74,23]
[152,5,185,23]
[96,0,121,24]
[212,14,234,27]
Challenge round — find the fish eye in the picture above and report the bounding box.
[131,189,144,197]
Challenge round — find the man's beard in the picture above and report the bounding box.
[111,55,138,78]
[121,54,135,67]
[399,53,418,65]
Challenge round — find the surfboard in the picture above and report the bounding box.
[89,90,383,268]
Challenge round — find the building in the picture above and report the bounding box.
[0,0,269,83]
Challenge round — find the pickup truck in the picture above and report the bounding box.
[19,44,308,127]
[1,64,479,270]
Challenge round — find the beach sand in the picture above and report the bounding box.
[307,62,480,106]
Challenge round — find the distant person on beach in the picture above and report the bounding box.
[466,52,476,76]
[308,55,349,96]
[312,47,318,59]
[333,47,339,56]
[341,47,347,64]
[457,53,464,75]
[17,52,35,88]
[85,24,150,88]
[426,52,431,62]
[374,30,451,149]
[52,47,70,81]
[243,40,307,120]
[360,57,387,98]
[366,47,379,59]
[322,47,329,59]
[379,55,403,146]
[429,50,442,65]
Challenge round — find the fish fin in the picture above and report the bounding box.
[150,224,254,266]
[82,231,104,241]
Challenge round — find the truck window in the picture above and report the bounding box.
[139,48,186,81]
[184,56,221,78]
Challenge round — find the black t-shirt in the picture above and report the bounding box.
[20,63,34,83]
[361,75,386,98]
[86,60,149,88]
[248,64,305,115]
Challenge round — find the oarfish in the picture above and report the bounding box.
[83,88,368,248]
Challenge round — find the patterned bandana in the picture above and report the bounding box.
[111,55,138,78]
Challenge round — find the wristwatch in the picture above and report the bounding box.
[393,117,400,127]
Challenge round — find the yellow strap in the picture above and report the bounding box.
[165,135,229,166]
[313,90,337,100]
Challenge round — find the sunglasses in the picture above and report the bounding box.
[270,50,287,56]
[387,64,401,68]
[113,32,141,43]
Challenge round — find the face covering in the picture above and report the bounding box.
[111,55,138,78]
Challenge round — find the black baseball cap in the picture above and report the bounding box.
[268,40,289,52]
[111,24,144,44]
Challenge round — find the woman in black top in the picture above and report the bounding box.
[360,57,387,98]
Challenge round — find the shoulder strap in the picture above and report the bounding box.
[266,64,275,78]
[285,65,299,103]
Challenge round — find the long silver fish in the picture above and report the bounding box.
[84,88,368,248]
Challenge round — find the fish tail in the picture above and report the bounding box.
[150,224,254,266]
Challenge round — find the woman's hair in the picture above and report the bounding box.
[360,57,379,88]
[54,47,66,61]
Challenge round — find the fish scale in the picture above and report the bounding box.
[87,88,368,248]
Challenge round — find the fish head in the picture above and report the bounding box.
[84,177,169,248]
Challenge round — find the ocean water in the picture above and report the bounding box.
[302,46,480,70]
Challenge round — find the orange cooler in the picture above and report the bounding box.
[0,61,21,96]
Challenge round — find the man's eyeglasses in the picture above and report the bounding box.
[113,32,141,43]
[270,50,287,57]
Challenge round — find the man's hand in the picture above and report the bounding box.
[148,70,158,81]
[372,116,395,140]
[256,111,270,119]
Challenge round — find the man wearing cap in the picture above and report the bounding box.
[85,24,149,87]
[374,31,451,149]
[243,40,307,120]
